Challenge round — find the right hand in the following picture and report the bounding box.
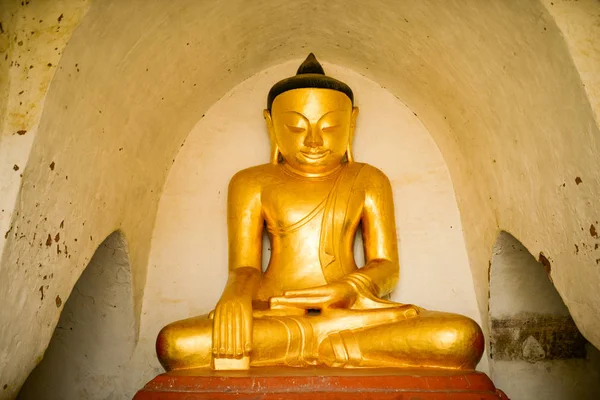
[212,294,253,359]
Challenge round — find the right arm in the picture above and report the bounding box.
[212,169,263,359]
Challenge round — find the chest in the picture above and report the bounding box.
[261,175,363,231]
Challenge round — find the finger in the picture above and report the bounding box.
[403,305,420,318]
[226,304,234,357]
[243,308,252,356]
[235,304,243,357]
[212,307,220,356]
[271,295,331,309]
[219,304,228,357]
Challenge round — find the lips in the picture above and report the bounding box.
[300,150,331,160]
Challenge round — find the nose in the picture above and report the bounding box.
[303,125,323,148]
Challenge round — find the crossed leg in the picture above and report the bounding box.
[156,309,483,371]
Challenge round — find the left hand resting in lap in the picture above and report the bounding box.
[269,281,359,310]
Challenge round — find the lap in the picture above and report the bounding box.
[158,308,480,343]
[156,309,483,370]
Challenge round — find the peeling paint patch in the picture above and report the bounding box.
[45,234,52,246]
[49,161,55,170]
[591,224,598,238]
[538,252,551,276]
[490,316,587,362]
[575,176,582,185]
[521,335,546,362]
[55,295,62,308]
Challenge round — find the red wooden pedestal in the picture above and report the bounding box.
[134,367,509,399]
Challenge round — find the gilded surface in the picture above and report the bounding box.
[156,55,484,371]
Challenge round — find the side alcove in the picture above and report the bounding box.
[18,231,136,400]
[489,232,600,399]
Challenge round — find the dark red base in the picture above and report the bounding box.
[134,367,509,399]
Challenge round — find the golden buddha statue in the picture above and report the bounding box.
[156,54,484,372]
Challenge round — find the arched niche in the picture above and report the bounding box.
[18,231,136,400]
[139,60,483,371]
[489,232,600,399]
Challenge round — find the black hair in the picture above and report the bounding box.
[267,53,354,110]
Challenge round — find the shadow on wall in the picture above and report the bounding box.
[18,231,136,400]
[489,231,600,400]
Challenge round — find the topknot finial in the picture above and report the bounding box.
[296,53,325,75]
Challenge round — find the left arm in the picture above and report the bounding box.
[355,166,399,297]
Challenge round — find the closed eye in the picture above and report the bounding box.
[285,125,306,133]
[322,125,340,133]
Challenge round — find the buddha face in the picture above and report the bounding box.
[265,89,358,175]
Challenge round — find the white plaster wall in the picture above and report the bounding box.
[141,60,483,367]
[0,0,91,294]
[541,0,600,124]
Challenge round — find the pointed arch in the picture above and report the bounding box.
[488,231,600,399]
[19,231,135,399]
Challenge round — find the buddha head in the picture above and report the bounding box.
[264,54,359,175]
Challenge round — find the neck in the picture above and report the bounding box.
[280,162,344,179]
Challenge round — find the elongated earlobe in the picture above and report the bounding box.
[345,143,354,163]
[346,106,359,163]
[270,145,282,164]
[264,109,281,164]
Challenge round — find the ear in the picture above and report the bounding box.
[264,109,281,164]
[346,106,359,163]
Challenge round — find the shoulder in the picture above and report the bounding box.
[352,162,392,189]
[228,163,277,193]
[230,163,276,183]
